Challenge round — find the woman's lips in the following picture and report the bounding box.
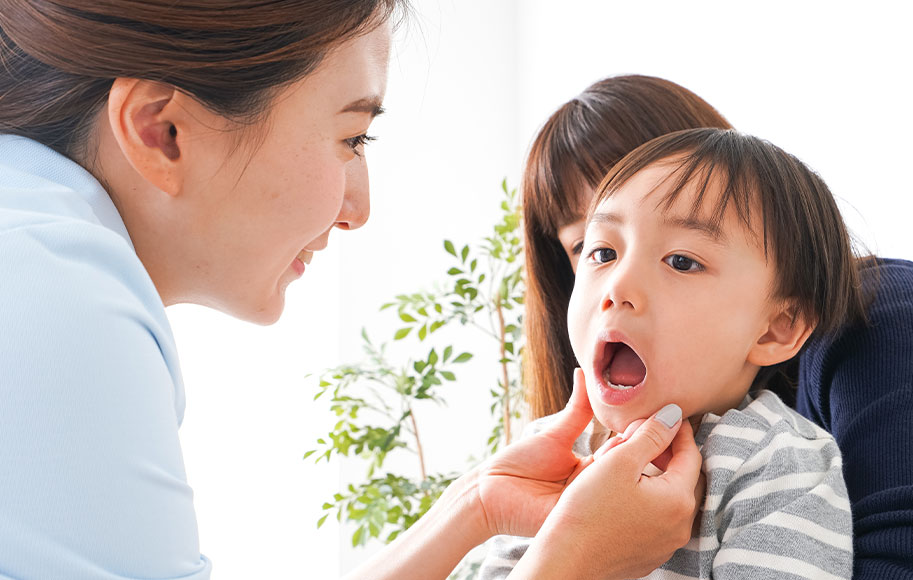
[291,250,314,277]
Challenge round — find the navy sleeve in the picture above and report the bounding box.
[798,258,913,578]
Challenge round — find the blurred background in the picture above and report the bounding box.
[170,1,913,577]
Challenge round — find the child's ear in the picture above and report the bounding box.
[747,304,815,367]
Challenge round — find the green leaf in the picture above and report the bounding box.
[418,324,427,341]
[444,240,456,256]
[352,526,365,547]
[393,327,412,340]
[434,303,443,314]
[428,349,438,366]
[303,450,316,460]
[443,345,453,362]
[399,312,417,323]
[317,513,329,529]
[453,352,473,363]
[441,371,456,381]
[447,267,463,276]
[461,245,469,263]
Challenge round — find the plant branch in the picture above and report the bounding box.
[495,292,512,444]
[407,406,427,481]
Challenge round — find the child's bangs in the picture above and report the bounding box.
[591,129,768,252]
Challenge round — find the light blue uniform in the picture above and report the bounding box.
[0,136,211,579]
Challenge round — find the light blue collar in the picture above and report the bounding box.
[0,134,134,250]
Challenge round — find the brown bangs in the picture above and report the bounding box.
[595,130,768,253]
[523,101,605,237]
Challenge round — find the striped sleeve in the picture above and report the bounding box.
[708,393,853,580]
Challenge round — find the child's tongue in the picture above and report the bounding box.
[608,344,647,386]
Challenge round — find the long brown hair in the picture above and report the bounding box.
[523,75,732,419]
[0,0,407,160]
[587,128,869,395]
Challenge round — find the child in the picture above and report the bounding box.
[480,128,863,579]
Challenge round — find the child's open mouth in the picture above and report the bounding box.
[593,336,648,405]
[602,342,647,389]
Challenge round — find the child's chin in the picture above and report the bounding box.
[593,409,630,434]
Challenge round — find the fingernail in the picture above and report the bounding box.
[655,404,682,428]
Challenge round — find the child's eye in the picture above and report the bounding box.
[664,254,704,272]
[345,134,376,156]
[589,248,617,264]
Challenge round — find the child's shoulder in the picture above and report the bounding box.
[698,389,842,476]
[734,389,833,441]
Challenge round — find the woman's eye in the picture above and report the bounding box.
[345,134,376,156]
[664,254,704,272]
[590,248,617,264]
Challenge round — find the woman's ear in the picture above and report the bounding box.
[747,304,816,367]
[106,78,187,196]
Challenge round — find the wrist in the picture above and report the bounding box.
[343,467,492,580]
[438,465,492,549]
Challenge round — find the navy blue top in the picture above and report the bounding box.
[798,258,913,578]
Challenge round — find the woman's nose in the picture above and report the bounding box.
[335,157,370,231]
[601,257,645,311]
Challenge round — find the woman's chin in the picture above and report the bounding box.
[221,291,285,326]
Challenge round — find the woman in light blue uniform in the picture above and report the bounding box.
[0,2,703,578]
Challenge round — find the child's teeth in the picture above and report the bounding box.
[608,381,635,391]
[603,367,635,390]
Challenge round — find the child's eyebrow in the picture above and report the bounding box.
[589,211,624,226]
[662,215,728,244]
[588,210,727,245]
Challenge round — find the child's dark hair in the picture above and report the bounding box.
[591,128,870,396]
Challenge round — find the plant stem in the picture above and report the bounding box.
[495,293,512,444]
[408,405,428,481]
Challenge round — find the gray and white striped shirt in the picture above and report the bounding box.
[478,390,852,579]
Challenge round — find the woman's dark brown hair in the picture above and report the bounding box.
[0,0,407,160]
[523,75,732,419]
[587,128,869,394]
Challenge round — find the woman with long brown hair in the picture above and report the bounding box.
[0,4,703,579]
[519,74,913,579]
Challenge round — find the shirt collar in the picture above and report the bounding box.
[0,134,135,250]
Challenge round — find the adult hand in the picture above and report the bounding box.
[510,375,704,580]
[475,368,598,538]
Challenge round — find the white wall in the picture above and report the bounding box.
[173,1,912,578]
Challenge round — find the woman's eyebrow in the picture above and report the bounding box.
[339,96,385,117]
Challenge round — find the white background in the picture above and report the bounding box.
[173,1,913,578]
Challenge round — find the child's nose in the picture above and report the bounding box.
[601,260,644,312]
